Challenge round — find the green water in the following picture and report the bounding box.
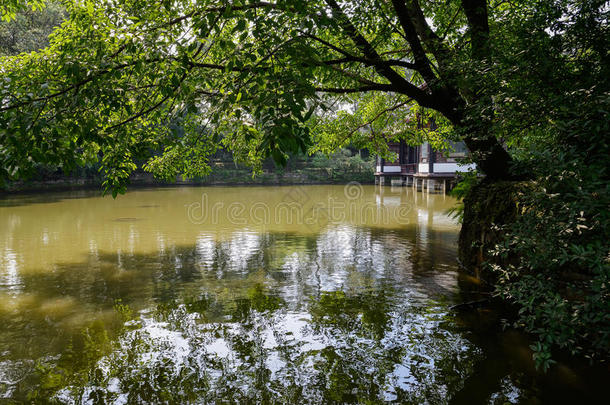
[0,185,607,403]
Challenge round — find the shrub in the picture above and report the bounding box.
[488,96,610,369]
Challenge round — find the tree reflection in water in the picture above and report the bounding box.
[22,280,476,404]
[2,186,608,403]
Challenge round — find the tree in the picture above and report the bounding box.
[0,0,540,194]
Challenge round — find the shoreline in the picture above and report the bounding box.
[0,178,376,197]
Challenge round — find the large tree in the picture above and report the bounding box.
[0,0,535,193]
[0,0,607,189]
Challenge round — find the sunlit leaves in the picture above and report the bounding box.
[2,0,608,194]
[2,0,430,192]
[0,0,46,21]
[309,91,455,159]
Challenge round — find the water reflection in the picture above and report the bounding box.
[0,186,607,403]
[32,285,475,404]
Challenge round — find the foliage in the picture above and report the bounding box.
[309,92,454,159]
[0,1,65,55]
[0,0,47,22]
[488,93,610,369]
[310,148,374,182]
[440,0,610,366]
[0,0,537,195]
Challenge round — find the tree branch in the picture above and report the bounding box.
[461,0,490,60]
[321,57,417,70]
[323,0,433,106]
[315,84,394,94]
[406,0,452,63]
[338,100,411,147]
[302,32,355,58]
[106,71,187,132]
[389,0,437,83]
[1,58,162,112]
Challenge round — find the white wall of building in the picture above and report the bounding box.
[377,162,476,175]
[382,166,401,173]
[433,163,476,173]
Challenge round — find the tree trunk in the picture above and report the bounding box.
[458,180,522,281]
[431,89,514,181]
[461,132,514,180]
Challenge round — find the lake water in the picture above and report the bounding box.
[0,185,607,403]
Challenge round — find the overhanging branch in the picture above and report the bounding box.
[315,84,394,93]
[324,0,433,106]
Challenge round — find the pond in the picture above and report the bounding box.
[0,184,607,403]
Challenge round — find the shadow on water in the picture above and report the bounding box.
[0,189,103,208]
[0,184,197,208]
[448,299,610,405]
[0,183,199,208]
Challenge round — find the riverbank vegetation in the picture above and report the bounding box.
[1,0,608,368]
[0,147,374,192]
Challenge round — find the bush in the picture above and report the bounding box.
[487,96,610,369]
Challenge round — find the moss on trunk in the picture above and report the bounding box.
[458,180,528,284]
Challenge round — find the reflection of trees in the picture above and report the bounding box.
[1,222,469,402]
[309,290,391,340]
[28,284,476,404]
[0,223,461,353]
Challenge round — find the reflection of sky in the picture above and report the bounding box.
[380,196,401,207]
[0,215,22,293]
[195,231,261,275]
[314,225,378,291]
[0,247,21,294]
[196,233,215,268]
[225,231,261,273]
[185,223,456,308]
[74,300,477,404]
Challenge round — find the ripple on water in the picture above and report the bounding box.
[112,217,144,222]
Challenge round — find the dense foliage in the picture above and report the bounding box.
[0,0,46,21]
[310,148,374,182]
[1,0,525,195]
[489,94,610,369]
[456,0,608,366]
